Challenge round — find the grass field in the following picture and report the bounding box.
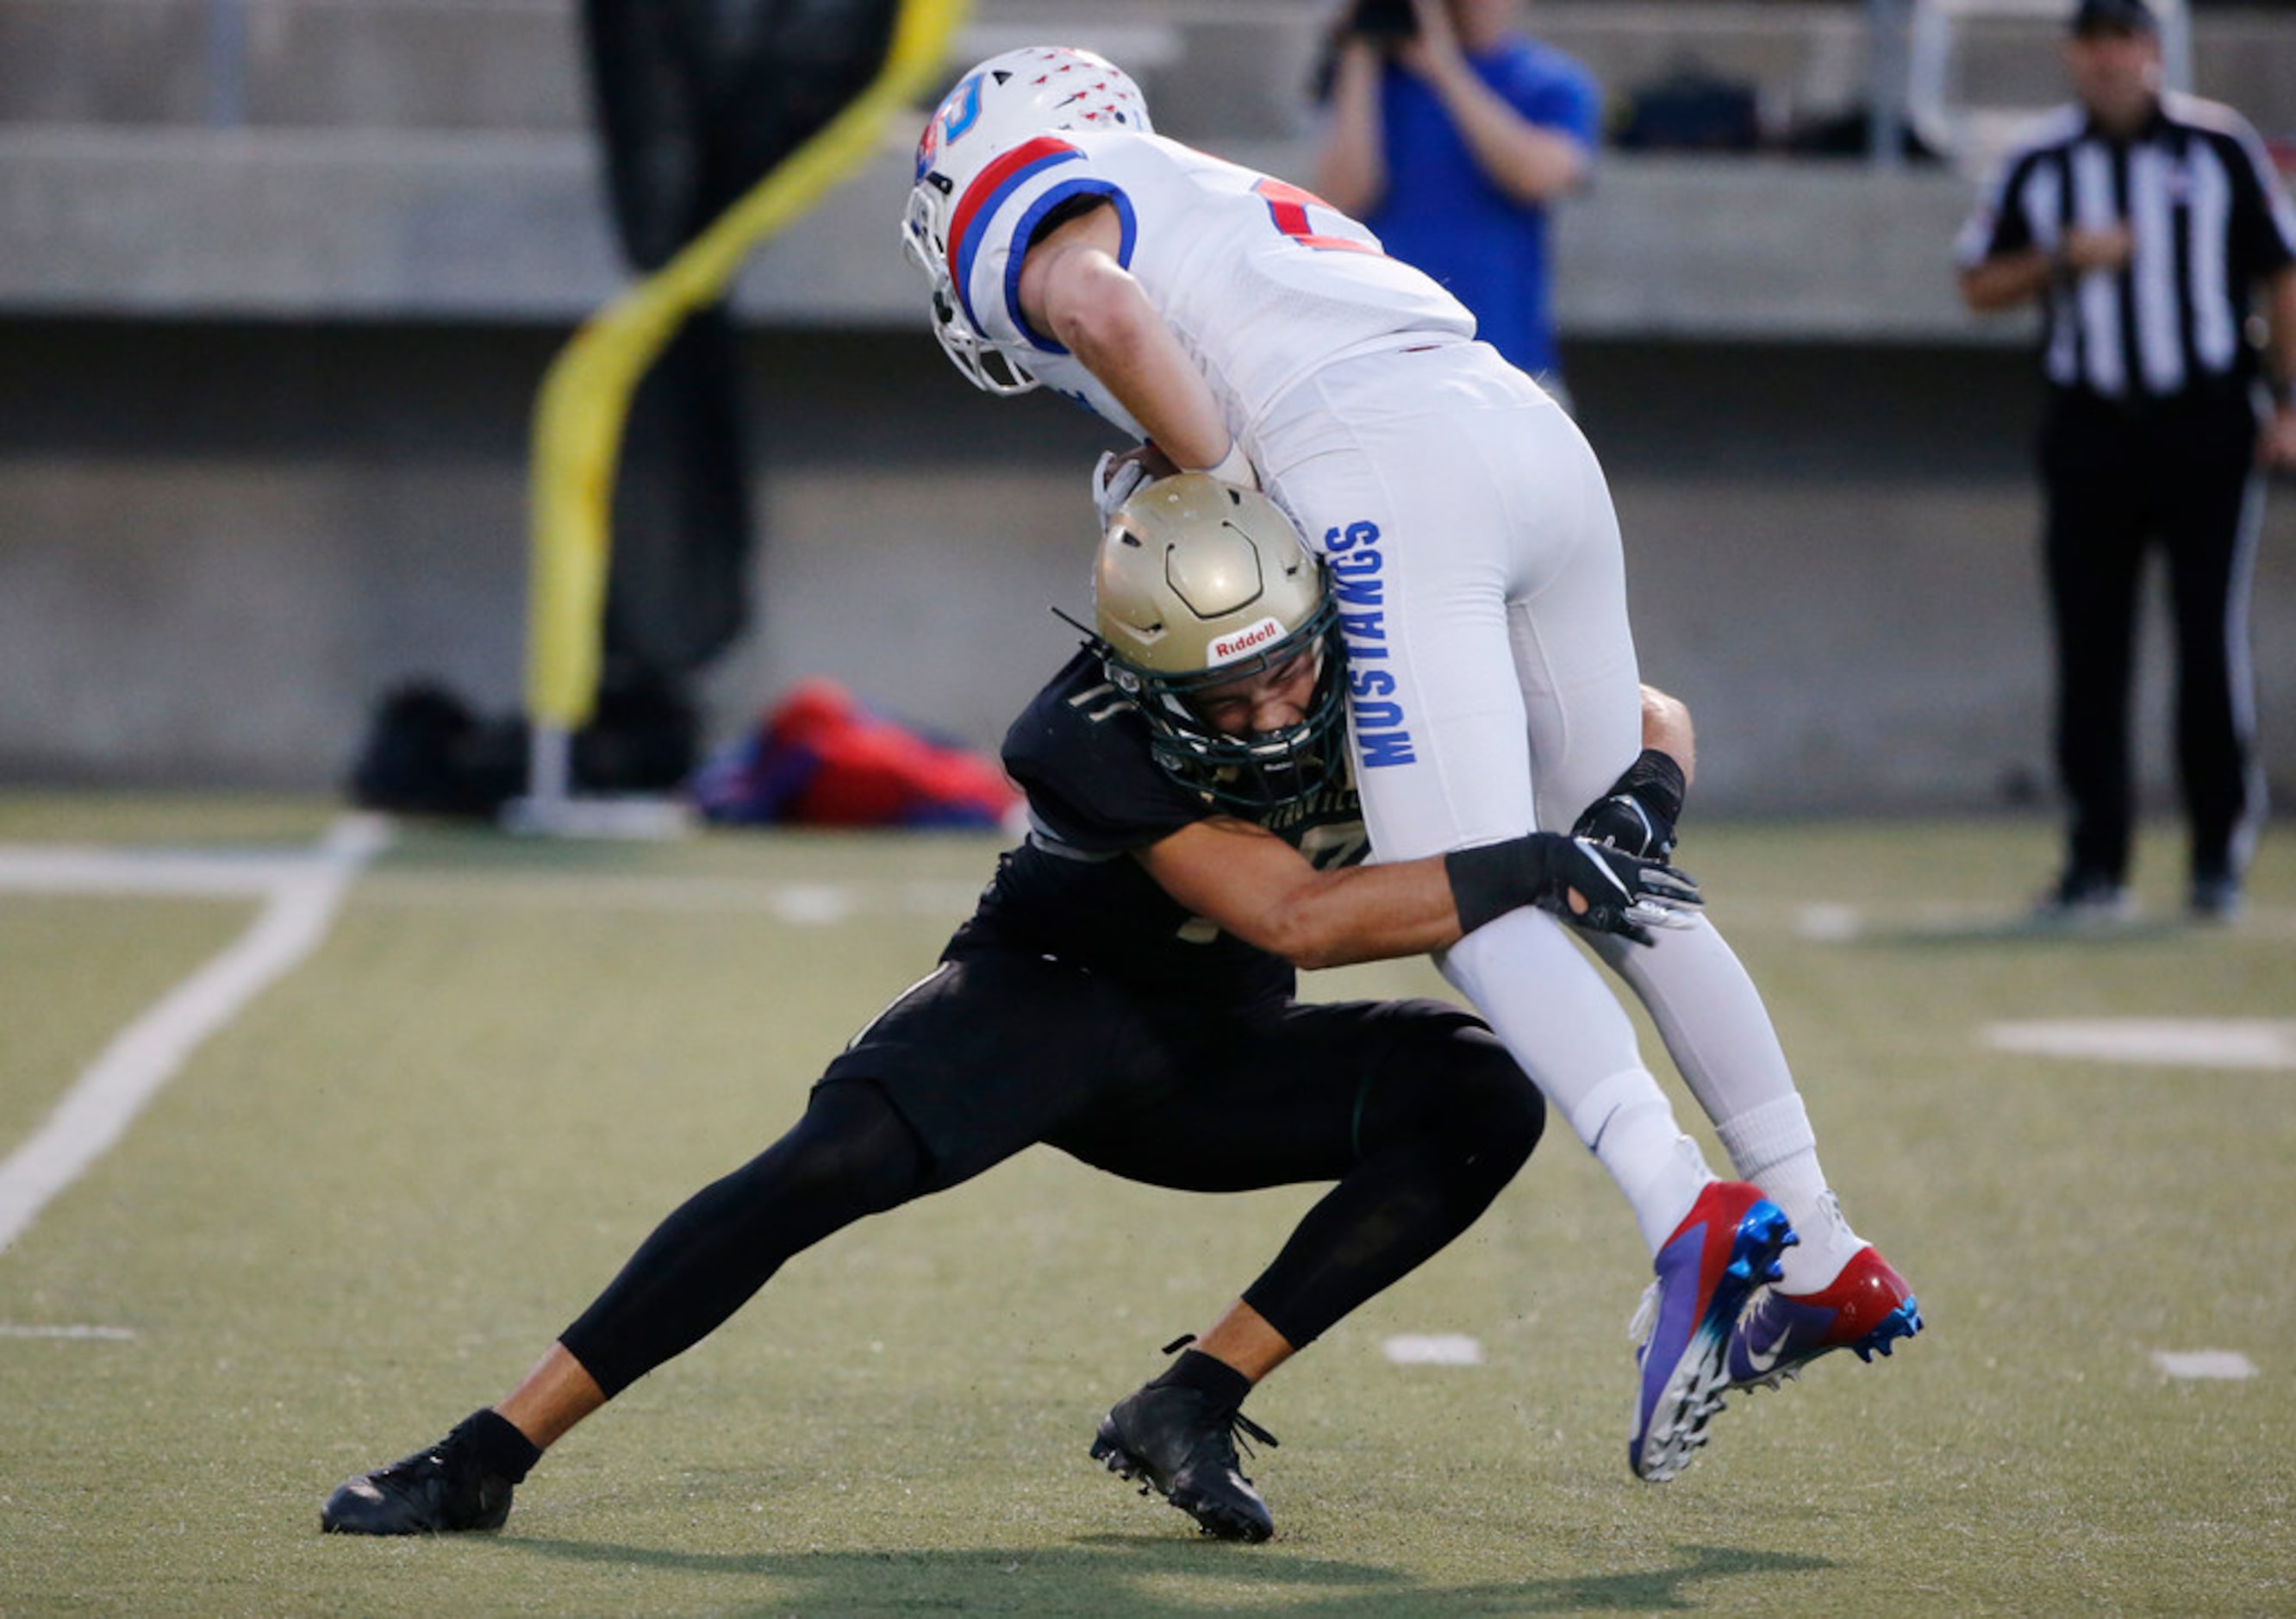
[2,793,2291,1614]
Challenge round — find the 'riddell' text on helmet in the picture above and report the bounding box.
[1091,475,1346,811]
[900,47,1151,396]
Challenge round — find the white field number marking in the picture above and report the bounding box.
[1383,1334,1484,1366]
[2152,1351,2258,1380]
[1983,1019,2296,1070]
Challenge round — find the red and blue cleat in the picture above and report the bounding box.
[1724,1244,1922,1392]
[1628,1180,1796,1483]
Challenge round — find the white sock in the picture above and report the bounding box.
[1717,1096,1863,1291]
[1596,916,1867,1288]
[1585,1097,1714,1256]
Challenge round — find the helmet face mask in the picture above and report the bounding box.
[1120,638,1348,813]
[901,179,1042,394]
[1090,475,1347,811]
[901,46,1153,396]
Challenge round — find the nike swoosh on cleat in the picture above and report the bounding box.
[1743,1320,1795,1375]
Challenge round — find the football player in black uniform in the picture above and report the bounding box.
[320,477,1700,1544]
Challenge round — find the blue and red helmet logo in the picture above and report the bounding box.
[916,71,985,180]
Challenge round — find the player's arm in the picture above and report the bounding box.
[1139,819,1463,970]
[1570,684,1693,858]
[1017,203,1240,477]
[1139,817,1696,970]
[1638,684,1694,782]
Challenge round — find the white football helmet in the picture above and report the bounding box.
[901,46,1152,396]
[1090,474,1346,810]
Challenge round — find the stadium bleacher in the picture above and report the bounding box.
[2,2,2292,809]
[9,1,2290,330]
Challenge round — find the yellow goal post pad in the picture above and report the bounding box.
[523,0,970,736]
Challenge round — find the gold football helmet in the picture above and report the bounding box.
[1091,474,1345,809]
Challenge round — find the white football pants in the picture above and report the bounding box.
[1256,340,1841,1271]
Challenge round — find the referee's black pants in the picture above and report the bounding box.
[2039,388,2266,885]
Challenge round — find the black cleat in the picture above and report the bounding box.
[1090,1383,1278,1542]
[320,1414,516,1535]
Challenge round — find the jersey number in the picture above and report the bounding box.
[1252,178,1377,255]
[1298,822,1370,872]
[1176,823,1367,947]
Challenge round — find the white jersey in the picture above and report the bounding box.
[943,129,1476,441]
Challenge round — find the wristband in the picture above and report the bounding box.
[1444,835,1557,935]
[1609,748,1687,828]
[1192,438,1259,491]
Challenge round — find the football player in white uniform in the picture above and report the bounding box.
[902,46,1920,1483]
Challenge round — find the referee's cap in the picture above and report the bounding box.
[2069,0,2157,35]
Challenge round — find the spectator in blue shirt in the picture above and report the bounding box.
[1313,0,1600,403]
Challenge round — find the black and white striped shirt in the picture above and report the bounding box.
[1956,91,2296,402]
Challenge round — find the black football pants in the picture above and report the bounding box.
[2039,389,2265,883]
[558,1019,1541,1399]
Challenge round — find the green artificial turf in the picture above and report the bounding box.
[1,801,2289,1613]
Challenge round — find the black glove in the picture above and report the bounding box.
[1570,747,1687,860]
[1541,835,1702,945]
[1573,791,1671,860]
[1446,832,1703,947]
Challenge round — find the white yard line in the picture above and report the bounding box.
[359,870,984,919]
[0,814,390,1254]
[1779,899,2296,941]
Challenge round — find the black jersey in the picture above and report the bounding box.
[942,648,1366,1004]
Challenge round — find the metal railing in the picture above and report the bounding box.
[172,0,2206,165]
[204,0,246,128]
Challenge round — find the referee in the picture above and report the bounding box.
[1956,0,2296,921]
